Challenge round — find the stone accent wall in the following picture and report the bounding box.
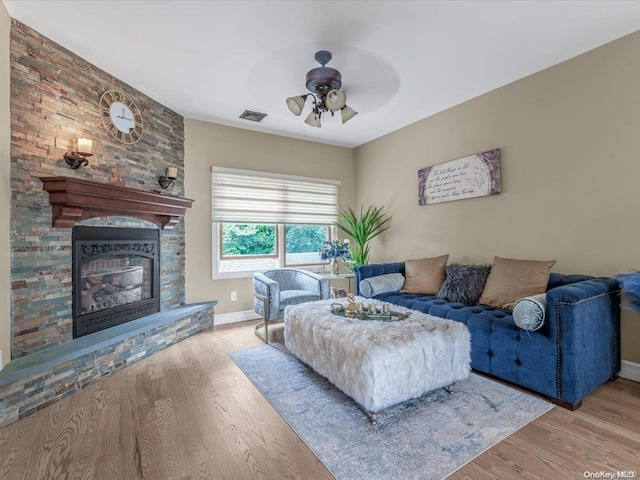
[9,19,186,358]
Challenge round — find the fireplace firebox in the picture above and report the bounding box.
[72,226,160,338]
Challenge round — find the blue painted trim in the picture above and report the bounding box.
[0,302,217,388]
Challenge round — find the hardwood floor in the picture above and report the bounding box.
[0,320,638,479]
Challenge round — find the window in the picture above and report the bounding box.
[221,224,277,257]
[212,167,339,278]
[218,224,278,273]
[285,225,329,266]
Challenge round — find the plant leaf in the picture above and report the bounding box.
[333,204,391,267]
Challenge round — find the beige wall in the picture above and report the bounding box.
[184,119,354,315]
[354,31,640,364]
[0,2,10,367]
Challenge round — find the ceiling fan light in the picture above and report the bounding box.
[341,105,358,124]
[286,96,306,116]
[304,111,321,128]
[325,89,346,111]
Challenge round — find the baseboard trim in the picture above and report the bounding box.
[620,360,640,382]
[215,309,260,326]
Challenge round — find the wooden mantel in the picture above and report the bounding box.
[40,176,194,229]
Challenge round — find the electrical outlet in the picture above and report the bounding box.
[230,291,237,301]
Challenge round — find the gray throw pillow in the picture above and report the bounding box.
[436,264,492,305]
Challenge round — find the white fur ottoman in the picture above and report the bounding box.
[284,297,471,415]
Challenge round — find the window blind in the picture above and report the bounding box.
[211,167,340,225]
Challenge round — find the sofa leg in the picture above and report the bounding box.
[550,398,582,410]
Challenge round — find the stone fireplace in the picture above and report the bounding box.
[1,19,217,430]
[72,226,160,338]
[8,18,189,358]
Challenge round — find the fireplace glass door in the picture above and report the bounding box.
[72,226,160,338]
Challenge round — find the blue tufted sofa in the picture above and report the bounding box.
[355,262,621,409]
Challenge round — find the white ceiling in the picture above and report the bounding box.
[5,1,640,148]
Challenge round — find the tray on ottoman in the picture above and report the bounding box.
[284,297,471,417]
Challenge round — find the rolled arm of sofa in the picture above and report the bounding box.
[545,277,621,405]
[355,262,405,296]
[547,277,618,304]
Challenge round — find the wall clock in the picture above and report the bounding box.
[99,90,144,144]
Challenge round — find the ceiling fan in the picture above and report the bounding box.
[286,50,358,128]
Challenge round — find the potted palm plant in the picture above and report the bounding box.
[334,205,391,271]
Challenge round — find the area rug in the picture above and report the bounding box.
[229,344,553,480]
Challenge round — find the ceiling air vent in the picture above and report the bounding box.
[239,110,267,122]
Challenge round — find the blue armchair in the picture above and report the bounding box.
[253,268,330,343]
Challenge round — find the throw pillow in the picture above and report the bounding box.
[401,255,449,295]
[359,273,405,298]
[436,264,492,305]
[479,256,556,310]
[513,294,547,331]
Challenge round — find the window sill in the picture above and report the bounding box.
[213,264,328,280]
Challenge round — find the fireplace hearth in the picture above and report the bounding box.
[72,226,160,338]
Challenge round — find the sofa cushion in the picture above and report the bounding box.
[373,292,511,326]
[479,257,556,310]
[512,294,546,331]
[437,264,491,305]
[359,272,405,298]
[401,255,449,295]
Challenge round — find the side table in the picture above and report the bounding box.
[322,273,355,295]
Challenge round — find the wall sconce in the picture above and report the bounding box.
[64,138,93,169]
[158,167,177,189]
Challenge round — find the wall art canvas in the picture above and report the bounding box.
[418,148,501,205]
